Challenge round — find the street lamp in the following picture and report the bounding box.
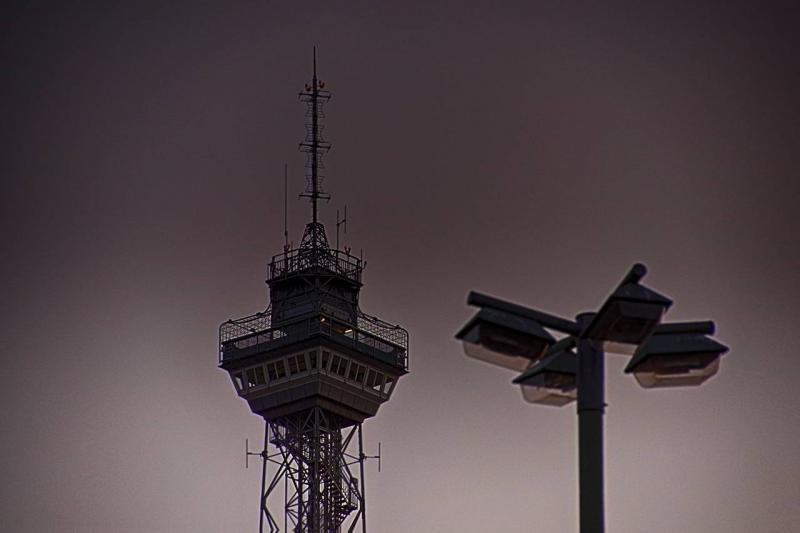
[455,307,556,371]
[455,263,728,533]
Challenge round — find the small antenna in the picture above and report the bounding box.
[245,437,266,469]
[362,441,382,473]
[283,163,289,251]
[336,205,347,250]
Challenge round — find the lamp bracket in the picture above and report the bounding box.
[467,291,580,336]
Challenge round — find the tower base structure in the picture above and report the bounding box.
[258,408,369,533]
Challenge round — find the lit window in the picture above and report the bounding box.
[371,372,384,392]
[366,369,384,392]
[383,375,395,395]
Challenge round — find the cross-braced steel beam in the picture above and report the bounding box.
[258,409,367,532]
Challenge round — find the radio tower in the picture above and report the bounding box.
[218,49,409,533]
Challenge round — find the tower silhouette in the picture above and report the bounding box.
[218,50,409,532]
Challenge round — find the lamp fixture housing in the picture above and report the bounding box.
[585,281,673,354]
[513,339,577,406]
[624,327,728,388]
[456,307,556,371]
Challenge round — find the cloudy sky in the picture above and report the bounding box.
[2,2,799,532]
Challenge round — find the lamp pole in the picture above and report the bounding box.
[576,313,604,533]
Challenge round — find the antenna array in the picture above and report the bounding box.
[298,47,332,230]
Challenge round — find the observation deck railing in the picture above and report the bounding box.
[219,308,408,371]
[269,247,363,284]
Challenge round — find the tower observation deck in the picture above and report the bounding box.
[218,50,408,533]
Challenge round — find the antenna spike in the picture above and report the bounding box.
[298,47,332,251]
[284,164,289,250]
[336,205,348,250]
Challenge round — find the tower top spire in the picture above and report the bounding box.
[298,46,332,250]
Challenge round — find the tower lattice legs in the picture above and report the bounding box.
[258,409,367,532]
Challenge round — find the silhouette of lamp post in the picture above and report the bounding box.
[455,263,728,533]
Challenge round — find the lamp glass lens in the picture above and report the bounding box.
[463,342,533,371]
[520,373,577,406]
[634,357,720,388]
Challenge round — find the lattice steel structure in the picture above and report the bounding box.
[219,50,408,533]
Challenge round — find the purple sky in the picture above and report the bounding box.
[2,2,799,532]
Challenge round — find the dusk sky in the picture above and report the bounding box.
[3,2,799,532]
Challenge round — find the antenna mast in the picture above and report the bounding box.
[298,46,331,249]
[336,205,347,250]
[283,163,289,251]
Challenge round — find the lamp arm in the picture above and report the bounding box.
[547,336,577,352]
[619,262,647,287]
[467,291,580,336]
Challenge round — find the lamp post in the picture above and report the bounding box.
[455,263,728,533]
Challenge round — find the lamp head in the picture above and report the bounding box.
[585,279,672,354]
[456,307,555,371]
[513,338,577,406]
[624,325,728,388]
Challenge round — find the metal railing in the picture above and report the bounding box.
[269,247,363,284]
[219,309,408,370]
[219,307,272,344]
